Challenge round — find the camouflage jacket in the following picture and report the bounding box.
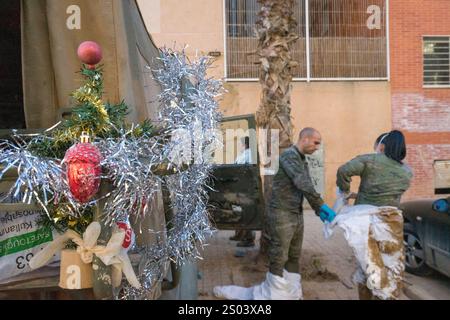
[337,153,413,207]
[270,146,324,214]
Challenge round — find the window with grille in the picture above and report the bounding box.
[225,0,306,79]
[224,0,388,80]
[423,37,450,87]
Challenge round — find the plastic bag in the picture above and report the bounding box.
[324,188,404,300]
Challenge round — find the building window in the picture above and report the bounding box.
[225,0,306,79]
[224,0,388,81]
[423,37,450,87]
[309,0,387,79]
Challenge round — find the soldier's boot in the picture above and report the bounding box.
[229,230,243,241]
[236,241,254,247]
[237,230,255,247]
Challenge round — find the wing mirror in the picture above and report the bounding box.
[432,198,449,214]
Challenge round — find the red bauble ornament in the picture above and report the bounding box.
[64,142,103,203]
[77,41,102,66]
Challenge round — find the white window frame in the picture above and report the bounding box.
[223,0,390,82]
[423,35,450,89]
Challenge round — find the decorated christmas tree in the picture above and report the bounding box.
[23,41,153,233]
[0,42,222,299]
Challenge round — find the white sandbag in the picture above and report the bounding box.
[213,269,302,300]
[324,189,404,300]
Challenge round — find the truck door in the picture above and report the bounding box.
[208,114,264,230]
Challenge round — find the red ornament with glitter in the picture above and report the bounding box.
[63,133,102,203]
[77,41,102,69]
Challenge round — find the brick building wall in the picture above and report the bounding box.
[390,0,450,200]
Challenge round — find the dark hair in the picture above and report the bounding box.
[383,130,407,163]
[375,132,389,145]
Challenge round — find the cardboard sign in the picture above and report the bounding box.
[0,204,59,283]
[304,146,325,210]
[434,160,450,193]
[306,146,325,196]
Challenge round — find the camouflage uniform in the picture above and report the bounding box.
[337,153,413,207]
[268,146,324,277]
[336,153,413,300]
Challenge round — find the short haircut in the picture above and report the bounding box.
[299,127,318,139]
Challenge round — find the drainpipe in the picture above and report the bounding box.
[160,75,195,291]
[161,182,180,291]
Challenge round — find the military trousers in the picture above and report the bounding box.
[267,207,304,277]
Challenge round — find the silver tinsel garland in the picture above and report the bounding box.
[120,48,223,299]
[0,48,223,299]
[0,135,65,214]
[95,128,164,225]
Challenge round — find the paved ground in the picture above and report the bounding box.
[198,211,363,300]
[404,271,450,300]
[197,210,449,300]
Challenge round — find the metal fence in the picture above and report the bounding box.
[224,0,388,81]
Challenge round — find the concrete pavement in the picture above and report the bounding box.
[403,272,450,300]
[198,211,363,300]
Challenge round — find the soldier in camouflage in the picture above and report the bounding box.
[337,133,413,208]
[268,128,327,278]
[336,130,413,300]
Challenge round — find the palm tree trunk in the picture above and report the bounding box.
[256,0,298,254]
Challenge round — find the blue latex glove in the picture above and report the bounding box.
[319,204,336,223]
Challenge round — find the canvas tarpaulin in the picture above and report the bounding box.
[21,0,162,128]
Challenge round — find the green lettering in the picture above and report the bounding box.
[0,228,53,257]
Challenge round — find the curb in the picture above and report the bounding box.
[403,284,436,300]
